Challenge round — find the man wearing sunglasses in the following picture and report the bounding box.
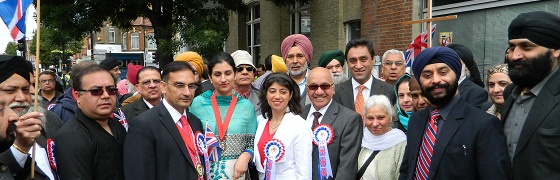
[54,64,127,179]
[232,50,261,115]
[302,67,362,180]
[0,55,63,180]
[121,66,163,122]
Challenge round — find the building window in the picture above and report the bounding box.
[429,0,539,16]
[290,2,310,37]
[246,3,260,63]
[122,33,127,50]
[345,20,361,42]
[146,33,157,49]
[131,33,139,49]
[108,27,115,43]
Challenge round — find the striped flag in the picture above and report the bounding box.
[205,121,221,161]
[405,24,437,74]
[0,0,33,40]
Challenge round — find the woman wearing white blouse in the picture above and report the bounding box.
[253,73,312,180]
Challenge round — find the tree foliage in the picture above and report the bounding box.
[28,26,82,67]
[4,42,18,56]
[41,0,247,68]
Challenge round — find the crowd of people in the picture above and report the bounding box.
[0,10,557,180]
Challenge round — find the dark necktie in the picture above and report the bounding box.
[312,112,322,129]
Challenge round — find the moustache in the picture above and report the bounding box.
[426,83,450,92]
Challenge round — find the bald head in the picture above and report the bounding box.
[307,67,335,110]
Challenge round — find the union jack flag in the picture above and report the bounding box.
[113,109,128,132]
[0,0,33,40]
[405,24,437,74]
[205,122,221,161]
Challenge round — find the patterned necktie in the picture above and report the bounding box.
[312,112,322,129]
[414,110,441,180]
[355,85,366,116]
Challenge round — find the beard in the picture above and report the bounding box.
[0,122,16,152]
[508,50,554,88]
[332,72,345,84]
[422,80,458,107]
[288,63,308,77]
[9,102,30,116]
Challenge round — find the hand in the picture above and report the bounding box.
[14,112,43,152]
[233,152,252,179]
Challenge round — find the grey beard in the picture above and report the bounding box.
[332,73,346,84]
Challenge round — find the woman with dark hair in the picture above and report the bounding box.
[253,72,312,179]
[393,74,414,132]
[189,52,257,179]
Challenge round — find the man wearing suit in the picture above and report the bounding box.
[0,55,53,179]
[232,50,261,115]
[448,44,488,109]
[398,47,511,180]
[120,66,162,121]
[333,39,395,116]
[502,11,560,179]
[302,68,362,180]
[281,34,313,108]
[124,61,205,179]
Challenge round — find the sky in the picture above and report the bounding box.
[0,5,37,54]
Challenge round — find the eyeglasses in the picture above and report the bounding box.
[140,79,162,86]
[77,87,119,96]
[307,83,333,91]
[384,60,404,67]
[40,79,55,84]
[164,82,198,91]
[236,66,255,72]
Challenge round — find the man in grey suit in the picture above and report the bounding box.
[120,66,162,122]
[502,11,560,179]
[333,39,395,116]
[232,50,261,116]
[302,67,362,180]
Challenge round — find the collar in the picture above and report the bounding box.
[434,94,461,121]
[296,69,309,86]
[162,98,187,124]
[234,86,251,99]
[530,64,559,96]
[309,99,333,116]
[142,98,157,109]
[351,75,374,90]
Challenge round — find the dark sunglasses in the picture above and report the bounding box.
[307,83,333,91]
[78,87,119,96]
[236,66,255,72]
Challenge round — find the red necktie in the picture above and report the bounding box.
[179,115,203,180]
[414,110,440,180]
[312,112,322,129]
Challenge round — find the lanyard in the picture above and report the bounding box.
[210,92,238,143]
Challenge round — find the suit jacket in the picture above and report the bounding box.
[333,77,396,111]
[399,96,511,180]
[254,113,313,179]
[458,79,488,109]
[501,68,560,179]
[301,101,363,180]
[0,135,55,180]
[120,98,149,123]
[299,88,311,109]
[246,86,262,116]
[123,101,204,180]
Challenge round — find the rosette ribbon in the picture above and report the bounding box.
[264,139,285,180]
[313,124,334,180]
[196,131,209,180]
[46,138,60,180]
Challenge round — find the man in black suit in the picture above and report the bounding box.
[120,66,162,121]
[333,39,395,117]
[302,68,362,180]
[124,61,205,179]
[398,46,511,180]
[502,11,560,179]
[448,44,488,109]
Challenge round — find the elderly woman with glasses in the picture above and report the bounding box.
[189,52,258,180]
[357,95,406,180]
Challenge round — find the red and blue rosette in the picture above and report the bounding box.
[46,138,60,180]
[264,139,285,180]
[195,131,209,180]
[313,124,334,180]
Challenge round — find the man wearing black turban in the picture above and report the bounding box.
[502,11,560,179]
[400,46,511,180]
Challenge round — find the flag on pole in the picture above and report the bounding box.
[404,24,437,73]
[0,0,33,40]
[204,121,221,161]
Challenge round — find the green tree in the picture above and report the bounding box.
[41,0,247,68]
[29,26,82,68]
[4,41,18,56]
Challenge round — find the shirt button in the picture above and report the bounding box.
[0,165,7,173]
[515,123,518,126]
[520,104,524,107]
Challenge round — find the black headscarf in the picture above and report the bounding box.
[447,44,484,88]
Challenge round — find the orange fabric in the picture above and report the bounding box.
[355,85,366,116]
